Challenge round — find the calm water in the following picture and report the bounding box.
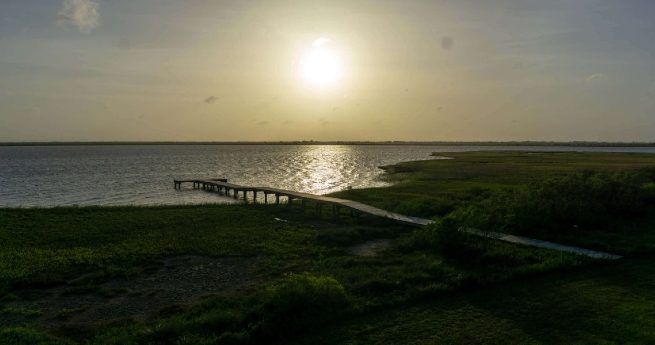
[2,145,655,207]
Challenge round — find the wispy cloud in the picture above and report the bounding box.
[58,0,99,33]
[117,38,131,50]
[204,96,218,104]
[586,73,607,84]
[441,36,454,50]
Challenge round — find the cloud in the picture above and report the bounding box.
[441,36,454,50]
[58,0,99,33]
[586,73,607,84]
[117,38,131,50]
[204,96,218,104]
[27,107,42,116]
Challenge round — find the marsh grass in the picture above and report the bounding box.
[331,151,655,217]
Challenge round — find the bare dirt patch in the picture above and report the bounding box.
[3,255,261,329]
[349,239,391,257]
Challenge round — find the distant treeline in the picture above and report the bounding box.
[1,141,655,147]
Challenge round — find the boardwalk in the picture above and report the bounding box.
[174,178,621,260]
[175,178,430,225]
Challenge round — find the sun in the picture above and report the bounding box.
[298,38,344,88]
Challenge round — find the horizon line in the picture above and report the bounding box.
[2,140,655,147]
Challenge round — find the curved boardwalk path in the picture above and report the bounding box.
[175,179,621,260]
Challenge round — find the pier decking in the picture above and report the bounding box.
[174,178,621,260]
[174,178,430,226]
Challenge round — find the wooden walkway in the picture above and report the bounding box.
[175,178,430,225]
[174,179,621,260]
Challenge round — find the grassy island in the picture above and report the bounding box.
[2,152,655,344]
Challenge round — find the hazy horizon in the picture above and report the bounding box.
[2,0,655,142]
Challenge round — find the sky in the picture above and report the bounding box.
[1,0,654,142]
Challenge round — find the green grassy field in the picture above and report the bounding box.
[2,151,655,344]
[332,151,655,217]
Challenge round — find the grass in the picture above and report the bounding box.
[0,205,579,344]
[0,205,320,295]
[332,151,655,254]
[2,151,655,344]
[289,257,655,345]
[331,151,655,218]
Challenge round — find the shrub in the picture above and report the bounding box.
[253,274,351,340]
[427,215,489,263]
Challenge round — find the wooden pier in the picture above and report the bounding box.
[174,178,430,227]
[174,178,621,260]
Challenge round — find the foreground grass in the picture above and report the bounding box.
[0,205,579,344]
[0,205,318,295]
[291,257,655,345]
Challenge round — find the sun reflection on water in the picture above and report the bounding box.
[297,145,355,193]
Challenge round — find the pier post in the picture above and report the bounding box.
[275,194,280,205]
[287,196,292,207]
[264,193,268,204]
[253,191,258,204]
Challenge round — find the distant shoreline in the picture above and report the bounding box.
[1,141,655,147]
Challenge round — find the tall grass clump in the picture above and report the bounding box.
[402,215,491,265]
[252,273,351,340]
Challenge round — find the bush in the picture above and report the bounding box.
[449,171,654,235]
[428,215,489,263]
[253,274,351,340]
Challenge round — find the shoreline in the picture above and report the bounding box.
[4,150,655,209]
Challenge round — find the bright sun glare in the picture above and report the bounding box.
[298,38,344,88]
